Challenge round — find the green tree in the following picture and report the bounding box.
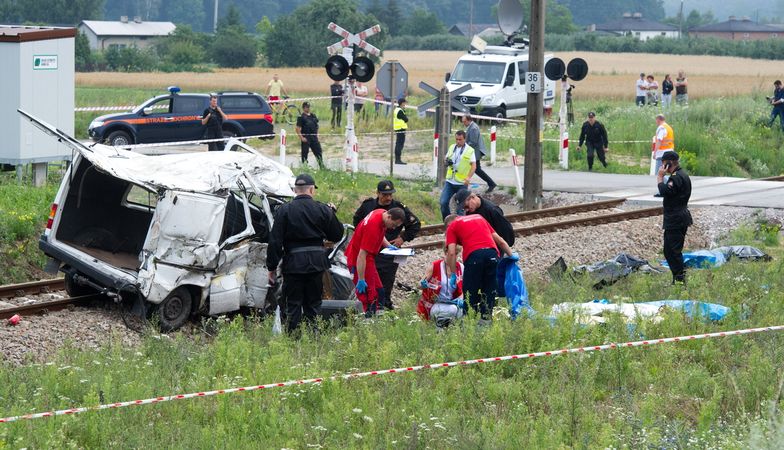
[75,32,94,71]
[264,0,386,67]
[384,0,402,35]
[217,3,243,31]
[3,0,104,24]
[400,8,446,36]
[156,25,207,69]
[255,16,273,56]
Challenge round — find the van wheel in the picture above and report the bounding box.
[107,130,132,146]
[494,106,507,123]
[156,287,192,332]
[64,271,97,297]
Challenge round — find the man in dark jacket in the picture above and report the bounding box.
[267,174,344,334]
[352,180,420,310]
[330,80,344,129]
[657,151,692,285]
[455,189,515,247]
[296,102,324,168]
[577,111,609,171]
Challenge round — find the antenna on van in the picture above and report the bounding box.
[497,0,528,47]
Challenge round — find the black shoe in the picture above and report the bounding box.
[486,184,496,193]
[653,193,662,198]
[395,160,407,165]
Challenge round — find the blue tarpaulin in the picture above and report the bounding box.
[638,300,730,321]
[496,256,533,320]
[661,249,727,269]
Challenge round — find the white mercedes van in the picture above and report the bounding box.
[448,45,556,119]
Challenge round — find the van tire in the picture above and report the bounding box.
[156,287,192,332]
[494,106,506,123]
[107,130,132,146]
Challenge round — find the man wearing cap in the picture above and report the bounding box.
[657,151,692,285]
[577,112,609,171]
[267,174,343,334]
[636,73,648,107]
[346,207,406,316]
[296,102,325,168]
[462,114,497,192]
[353,180,421,310]
[456,190,514,247]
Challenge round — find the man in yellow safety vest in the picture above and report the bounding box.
[393,98,409,164]
[439,130,476,219]
[652,113,674,197]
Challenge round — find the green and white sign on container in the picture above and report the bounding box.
[33,55,58,70]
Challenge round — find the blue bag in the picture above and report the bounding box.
[496,256,533,320]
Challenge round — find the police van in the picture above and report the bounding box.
[88,87,275,146]
[447,45,556,119]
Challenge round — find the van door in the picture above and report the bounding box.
[171,95,207,141]
[209,192,267,315]
[137,190,225,301]
[504,62,526,117]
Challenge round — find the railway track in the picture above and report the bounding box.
[417,198,627,237]
[408,205,663,251]
[0,279,100,320]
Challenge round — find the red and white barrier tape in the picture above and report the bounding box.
[1,324,781,424]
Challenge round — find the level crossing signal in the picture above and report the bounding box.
[324,22,380,83]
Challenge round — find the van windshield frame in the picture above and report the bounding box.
[451,61,507,84]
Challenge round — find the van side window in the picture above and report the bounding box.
[505,64,516,86]
[517,61,528,84]
[220,96,263,110]
[221,193,249,243]
[143,97,172,115]
[124,184,157,211]
[172,96,205,114]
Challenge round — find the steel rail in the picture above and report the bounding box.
[408,206,663,251]
[417,198,627,237]
[0,294,103,320]
[0,279,65,299]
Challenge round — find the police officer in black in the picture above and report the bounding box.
[657,151,692,285]
[296,102,324,168]
[267,174,343,334]
[352,180,420,310]
[201,94,228,151]
[577,111,609,171]
[455,189,515,246]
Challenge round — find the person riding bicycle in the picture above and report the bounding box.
[266,73,289,116]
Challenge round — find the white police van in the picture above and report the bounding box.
[448,45,556,119]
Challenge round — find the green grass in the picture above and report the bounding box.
[0,172,58,284]
[1,245,783,448]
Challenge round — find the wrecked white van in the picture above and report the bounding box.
[23,110,354,331]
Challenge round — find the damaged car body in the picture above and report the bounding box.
[22,110,356,331]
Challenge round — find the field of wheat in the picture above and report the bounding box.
[76,51,783,99]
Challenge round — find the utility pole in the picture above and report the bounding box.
[389,62,397,175]
[678,0,684,38]
[523,0,545,210]
[436,86,451,186]
[213,0,219,33]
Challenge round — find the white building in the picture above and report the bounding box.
[78,17,175,51]
[592,13,680,40]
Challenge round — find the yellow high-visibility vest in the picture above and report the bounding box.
[659,122,674,150]
[445,144,475,183]
[393,107,408,131]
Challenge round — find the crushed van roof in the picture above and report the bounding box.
[18,109,295,197]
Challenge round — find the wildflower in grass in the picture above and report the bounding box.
[352,408,362,413]
[363,415,373,423]
[352,433,363,440]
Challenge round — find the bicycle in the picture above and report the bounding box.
[270,96,301,126]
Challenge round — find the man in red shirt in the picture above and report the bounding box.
[444,214,514,324]
[346,207,406,315]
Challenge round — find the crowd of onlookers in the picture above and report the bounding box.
[635,70,688,108]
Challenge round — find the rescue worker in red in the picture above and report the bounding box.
[346,208,405,316]
[444,214,514,326]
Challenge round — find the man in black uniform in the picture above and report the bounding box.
[267,174,343,334]
[296,102,324,168]
[455,189,515,246]
[330,80,344,129]
[352,180,420,310]
[201,94,228,151]
[657,151,692,285]
[577,111,609,171]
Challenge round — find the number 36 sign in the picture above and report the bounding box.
[525,72,542,93]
